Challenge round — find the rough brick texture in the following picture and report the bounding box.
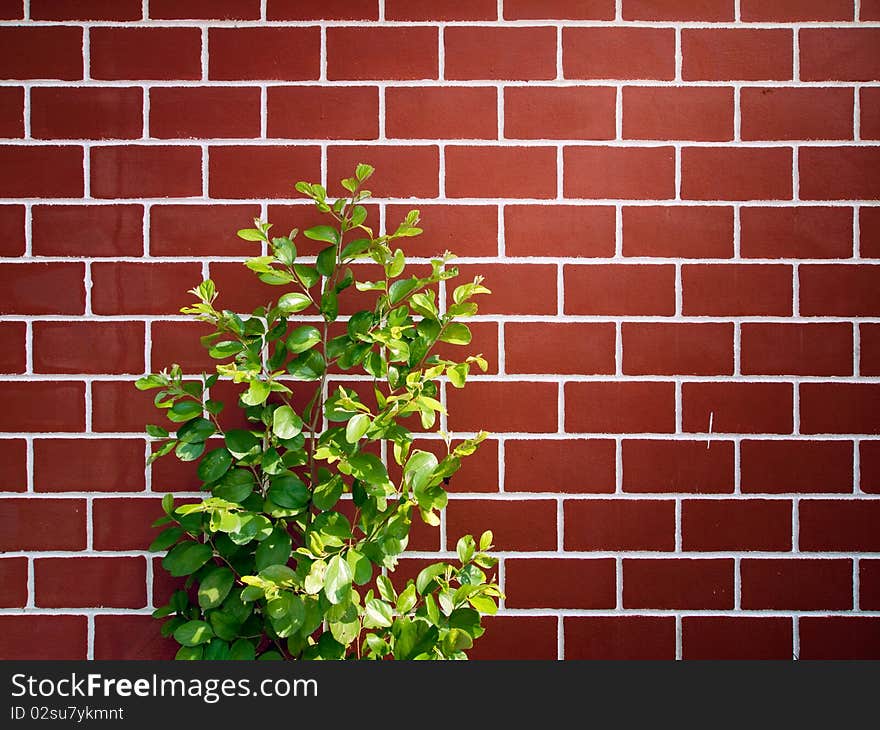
[0,7,876,662]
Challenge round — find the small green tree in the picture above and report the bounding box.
[138,164,501,660]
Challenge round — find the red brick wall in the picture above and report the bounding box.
[1,0,879,661]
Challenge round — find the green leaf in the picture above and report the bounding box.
[377,575,396,603]
[287,325,321,354]
[396,584,417,614]
[146,424,169,438]
[241,380,270,407]
[469,595,498,615]
[320,289,339,321]
[198,567,235,610]
[480,530,494,551]
[312,474,343,511]
[316,245,337,277]
[208,340,243,359]
[174,440,205,462]
[388,277,419,305]
[224,430,261,459]
[345,413,370,444]
[364,598,393,629]
[213,468,255,503]
[267,474,309,510]
[267,593,305,638]
[228,639,256,661]
[254,524,292,571]
[176,417,215,444]
[447,362,468,388]
[355,163,373,182]
[278,292,311,313]
[457,534,476,564]
[304,225,339,244]
[162,541,213,577]
[416,562,448,595]
[174,620,214,647]
[149,526,183,552]
[387,248,405,278]
[272,405,303,440]
[294,264,320,289]
[403,450,438,494]
[136,374,167,391]
[167,400,202,423]
[197,448,233,483]
[237,228,264,242]
[443,628,474,653]
[348,452,389,486]
[346,548,372,585]
[324,554,353,605]
[439,323,472,346]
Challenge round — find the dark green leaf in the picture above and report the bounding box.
[316,244,337,277]
[162,541,213,577]
[304,225,338,244]
[198,567,235,610]
[254,524,292,571]
[167,400,202,423]
[197,448,233,483]
[287,326,321,354]
[388,277,419,305]
[174,620,214,647]
[213,468,255,503]
[224,430,261,459]
[267,474,309,510]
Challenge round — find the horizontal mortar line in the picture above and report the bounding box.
[1,197,878,206]
[4,138,880,148]
[5,79,880,89]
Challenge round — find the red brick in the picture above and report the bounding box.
[505,204,614,257]
[0,557,26,607]
[505,439,616,493]
[93,497,167,551]
[91,145,202,198]
[91,262,201,315]
[506,87,615,140]
[565,617,675,659]
[565,146,675,200]
[682,617,792,660]
[447,381,558,433]
[742,323,852,377]
[800,617,880,659]
[799,499,880,551]
[387,203,497,257]
[624,558,733,609]
[32,204,143,257]
[0,263,84,315]
[0,440,26,492]
[387,0,495,19]
[0,27,83,80]
[682,499,792,551]
[626,0,733,19]
[564,264,675,315]
[0,1,22,19]
[742,0,853,21]
[207,261,286,314]
[0,498,85,550]
[327,27,437,80]
[683,147,793,201]
[453,263,556,316]
[447,146,556,198]
[267,0,377,19]
[741,87,853,142]
[151,452,201,493]
[800,265,880,316]
[623,323,733,376]
[564,27,675,80]
[91,28,200,81]
[152,0,261,19]
[682,382,794,434]
[863,441,880,493]
[800,147,880,200]
[622,439,735,494]
[860,560,880,609]
[91,380,166,433]
[445,27,556,81]
[34,439,145,493]
[0,616,87,660]
[0,382,84,433]
[31,0,142,19]
[0,146,83,197]
[210,28,320,81]
[36,557,146,608]
[506,559,615,609]
[505,0,614,19]
[623,87,733,142]
[150,321,215,374]
[862,324,880,375]
[565,382,676,434]
[327,145,437,198]
[210,145,321,200]
[565,499,675,551]
[682,264,793,316]
[0,87,23,137]
[0,205,24,256]
[94,615,177,660]
[506,322,615,375]
[743,558,852,610]
[33,321,144,374]
[741,440,854,494]
[862,88,880,139]
[151,87,260,139]
[801,29,880,82]
[740,206,854,258]
[434,321,499,374]
[387,87,495,140]
[682,29,792,81]
[623,205,733,258]
[268,87,378,140]
[0,322,24,373]
[862,0,880,19]
[801,383,880,435]
[150,204,258,257]
[446,498,557,551]
[469,616,558,660]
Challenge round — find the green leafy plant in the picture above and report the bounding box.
[138,164,501,660]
